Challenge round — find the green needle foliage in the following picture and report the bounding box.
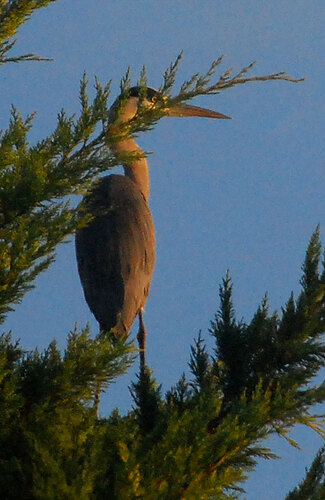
[0,2,324,499]
[0,327,134,500]
[285,445,325,500]
[0,0,57,64]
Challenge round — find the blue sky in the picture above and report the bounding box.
[1,1,325,498]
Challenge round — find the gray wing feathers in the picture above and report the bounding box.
[75,175,155,334]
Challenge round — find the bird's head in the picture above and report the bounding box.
[108,86,231,130]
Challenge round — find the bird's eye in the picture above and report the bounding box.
[151,96,158,103]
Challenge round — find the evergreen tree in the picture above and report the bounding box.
[1,1,324,498]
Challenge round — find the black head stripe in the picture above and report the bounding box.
[129,86,160,100]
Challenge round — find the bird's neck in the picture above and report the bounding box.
[110,136,150,202]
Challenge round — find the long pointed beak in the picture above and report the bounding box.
[167,103,231,120]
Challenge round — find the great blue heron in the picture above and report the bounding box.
[75,86,230,371]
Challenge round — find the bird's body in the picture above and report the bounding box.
[75,174,155,335]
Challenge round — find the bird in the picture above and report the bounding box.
[75,85,231,372]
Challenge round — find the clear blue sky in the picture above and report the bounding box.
[1,1,324,498]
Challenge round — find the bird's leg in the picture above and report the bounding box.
[137,309,146,372]
[93,325,106,416]
[94,384,101,416]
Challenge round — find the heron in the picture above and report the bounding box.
[75,86,230,372]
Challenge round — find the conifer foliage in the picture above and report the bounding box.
[285,446,325,500]
[0,1,324,498]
